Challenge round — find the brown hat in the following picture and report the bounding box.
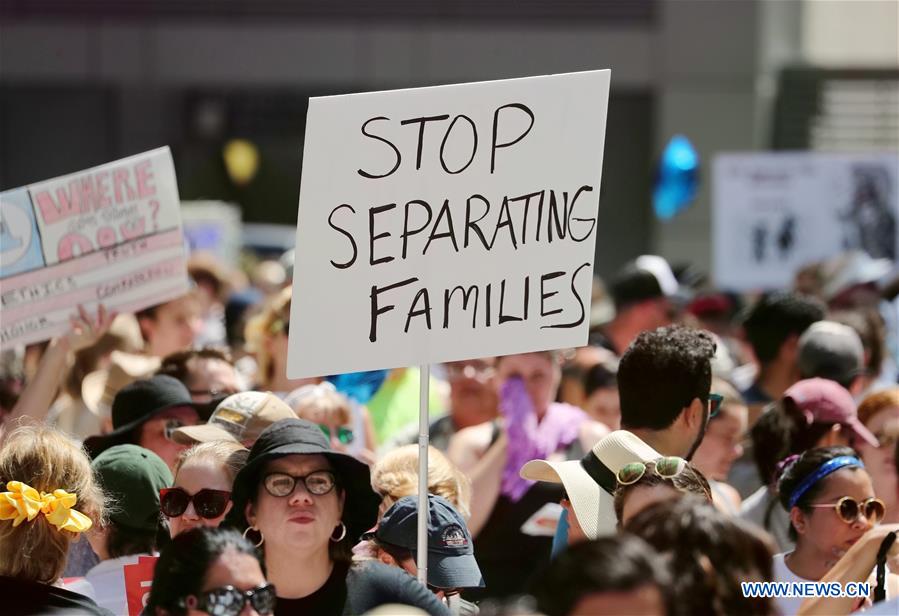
[82,351,161,418]
[171,391,296,446]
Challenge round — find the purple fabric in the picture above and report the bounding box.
[500,377,587,502]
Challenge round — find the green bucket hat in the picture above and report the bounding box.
[91,444,173,532]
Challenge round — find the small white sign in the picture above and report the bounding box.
[288,70,610,378]
[713,152,899,291]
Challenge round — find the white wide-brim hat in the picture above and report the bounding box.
[520,430,660,539]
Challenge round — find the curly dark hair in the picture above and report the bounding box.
[618,326,717,430]
[625,497,777,616]
[742,292,825,363]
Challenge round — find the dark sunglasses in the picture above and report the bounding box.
[185,583,276,616]
[807,496,886,525]
[159,488,231,519]
[263,470,337,497]
[708,393,724,418]
[318,424,354,444]
[617,456,687,486]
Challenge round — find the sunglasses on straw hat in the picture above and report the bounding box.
[807,496,886,525]
[616,456,687,486]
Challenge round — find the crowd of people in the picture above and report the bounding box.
[2,249,899,616]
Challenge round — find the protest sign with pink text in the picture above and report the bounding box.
[0,147,189,349]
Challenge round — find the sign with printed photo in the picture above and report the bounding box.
[713,152,899,291]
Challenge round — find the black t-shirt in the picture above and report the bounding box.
[271,560,451,616]
[0,576,114,615]
[274,561,349,616]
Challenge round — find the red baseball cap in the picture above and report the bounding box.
[783,378,878,448]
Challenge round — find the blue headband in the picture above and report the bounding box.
[788,456,864,510]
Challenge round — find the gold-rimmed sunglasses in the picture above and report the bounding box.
[806,496,886,525]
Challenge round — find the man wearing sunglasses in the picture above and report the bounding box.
[618,325,718,462]
[520,326,717,552]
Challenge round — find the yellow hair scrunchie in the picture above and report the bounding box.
[0,481,92,534]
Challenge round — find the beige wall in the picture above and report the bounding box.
[802,0,899,66]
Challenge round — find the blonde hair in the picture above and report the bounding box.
[174,441,249,484]
[244,287,291,387]
[371,445,471,519]
[857,387,899,427]
[287,384,352,426]
[0,424,105,583]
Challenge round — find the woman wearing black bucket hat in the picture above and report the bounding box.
[225,418,448,615]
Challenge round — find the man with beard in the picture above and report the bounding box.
[617,325,717,461]
[517,325,717,556]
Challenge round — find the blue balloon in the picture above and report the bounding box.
[653,135,699,221]
[327,369,390,405]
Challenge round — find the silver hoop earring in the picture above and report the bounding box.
[330,521,347,542]
[243,525,264,548]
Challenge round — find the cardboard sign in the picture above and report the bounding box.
[713,152,899,291]
[288,70,610,378]
[0,147,189,348]
[123,555,158,616]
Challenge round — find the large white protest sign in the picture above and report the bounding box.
[713,152,899,291]
[288,70,610,378]
[0,147,189,348]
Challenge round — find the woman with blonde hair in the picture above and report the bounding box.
[355,445,471,565]
[163,441,249,537]
[0,424,108,614]
[244,288,315,395]
[371,444,471,518]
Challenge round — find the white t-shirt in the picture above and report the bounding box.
[773,552,888,615]
[772,553,808,616]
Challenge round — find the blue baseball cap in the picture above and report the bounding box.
[368,494,484,590]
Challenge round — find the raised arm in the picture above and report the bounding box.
[797,524,899,616]
[5,305,115,429]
